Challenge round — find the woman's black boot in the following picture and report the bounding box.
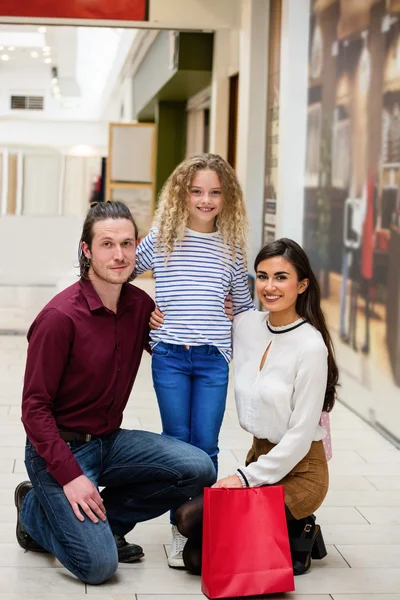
[289,515,327,575]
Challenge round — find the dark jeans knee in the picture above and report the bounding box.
[74,546,118,585]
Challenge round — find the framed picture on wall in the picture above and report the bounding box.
[110,186,153,240]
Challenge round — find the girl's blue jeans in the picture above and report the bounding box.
[151,342,229,477]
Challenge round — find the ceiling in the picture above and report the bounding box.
[0,24,125,117]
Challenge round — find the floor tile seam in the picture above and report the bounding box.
[333,544,352,568]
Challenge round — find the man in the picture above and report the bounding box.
[15,201,215,584]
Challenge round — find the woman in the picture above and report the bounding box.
[174,238,339,576]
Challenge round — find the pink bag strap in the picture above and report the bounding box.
[319,412,332,461]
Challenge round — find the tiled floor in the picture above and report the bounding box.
[1,287,400,599]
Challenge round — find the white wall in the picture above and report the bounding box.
[0,215,83,285]
[237,0,269,272]
[275,0,310,244]
[0,120,107,152]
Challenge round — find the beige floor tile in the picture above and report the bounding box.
[8,407,23,417]
[0,473,32,489]
[219,429,253,450]
[0,459,15,474]
[324,489,400,507]
[333,596,400,600]
[322,523,400,545]
[313,545,349,569]
[119,416,142,430]
[0,523,17,543]
[135,596,205,600]
[315,506,369,524]
[355,507,400,525]
[328,462,400,476]
[0,506,17,523]
[0,543,61,568]
[328,474,376,491]
[135,596,331,600]
[0,447,25,461]
[366,477,400,490]
[136,596,205,600]
[0,567,85,593]
[356,450,400,463]
[328,450,368,466]
[13,459,27,475]
[0,596,89,600]
[336,544,400,568]
[124,522,172,546]
[118,545,167,569]
[0,490,15,506]
[0,397,23,407]
[0,435,27,447]
[332,438,397,452]
[85,566,203,595]
[294,568,400,594]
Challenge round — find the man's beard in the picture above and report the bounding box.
[90,261,133,285]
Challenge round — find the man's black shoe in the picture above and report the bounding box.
[15,481,48,553]
[113,534,144,563]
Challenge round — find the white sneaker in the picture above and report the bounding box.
[168,524,187,568]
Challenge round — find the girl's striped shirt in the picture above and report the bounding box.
[135,228,255,362]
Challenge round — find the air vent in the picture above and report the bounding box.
[11,95,44,110]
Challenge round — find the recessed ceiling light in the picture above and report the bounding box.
[1,54,10,61]
[8,46,15,51]
[30,51,39,58]
[42,46,50,53]
[38,26,47,34]
[44,57,52,64]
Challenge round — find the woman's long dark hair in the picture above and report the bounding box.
[254,238,338,412]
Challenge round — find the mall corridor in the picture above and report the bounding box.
[0,288,400,598]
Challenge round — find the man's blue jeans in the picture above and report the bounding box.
[21,429,215,584]
[151,343,229,474]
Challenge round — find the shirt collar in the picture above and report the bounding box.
[79,277,137,313]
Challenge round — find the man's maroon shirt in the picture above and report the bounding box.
[22,278,154,486]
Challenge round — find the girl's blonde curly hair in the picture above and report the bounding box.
[153,153,248,261]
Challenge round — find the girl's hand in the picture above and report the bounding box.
[212,475,243,488]
[149,307,165,330]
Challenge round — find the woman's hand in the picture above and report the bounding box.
[149,307,165,330]
[212,474,243,488]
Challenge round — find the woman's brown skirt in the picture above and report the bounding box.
[245,438,329,520]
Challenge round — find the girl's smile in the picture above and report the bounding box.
[187,169,223,232]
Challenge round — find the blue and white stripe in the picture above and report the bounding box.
[135,228,255,361]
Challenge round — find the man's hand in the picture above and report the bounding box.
[63,475,107,523]
[149,306,165,330]
[212,474,243,488]
[224,293,233,321]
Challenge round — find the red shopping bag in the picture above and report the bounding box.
[201,486,295,599]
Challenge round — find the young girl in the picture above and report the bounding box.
[175,238,338,576]
[134,153,254,567]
